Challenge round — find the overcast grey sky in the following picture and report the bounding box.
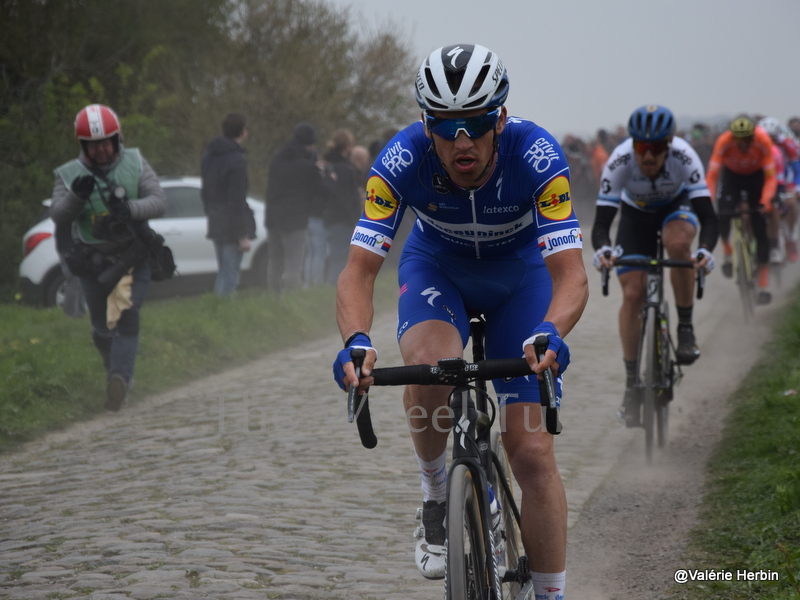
[327,0,800,139]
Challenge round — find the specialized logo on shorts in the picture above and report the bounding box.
[421,287,441,307]
[537,176,572,221]
[365,176,398,220]
[538,227,583,255]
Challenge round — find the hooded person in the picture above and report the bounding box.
[265,121,332,292]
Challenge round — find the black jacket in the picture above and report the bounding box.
[265,140,330,231]
[201,136,256,243]
[322,148,363,226]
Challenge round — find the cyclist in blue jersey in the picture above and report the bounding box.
[333,44,588,600]
[591,105,718,427]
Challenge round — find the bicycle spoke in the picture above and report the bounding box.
[491,432,525,599]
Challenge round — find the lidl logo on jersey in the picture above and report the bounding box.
[536,176,572,221]
[365,176,399,220]
[538,228,583,255]
[351,226,393,254]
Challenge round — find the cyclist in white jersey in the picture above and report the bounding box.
[333,44,588,600]
[591,105,718,427]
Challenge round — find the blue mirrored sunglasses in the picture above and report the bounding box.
[424,108,501,141]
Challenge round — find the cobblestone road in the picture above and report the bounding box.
[1,253,796,599]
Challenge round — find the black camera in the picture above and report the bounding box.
[92,186,134,243]
[62,241,111,278]
[107,186,131,220]
[97,238,148,285]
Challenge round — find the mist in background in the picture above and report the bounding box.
[330,0,800,139]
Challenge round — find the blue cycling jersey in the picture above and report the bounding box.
[349,117,582,406]
[350,117,583,262]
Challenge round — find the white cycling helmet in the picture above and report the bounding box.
[758,116,783,139]
[415,44,510,112]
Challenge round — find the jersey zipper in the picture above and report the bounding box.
[469,189,481,259]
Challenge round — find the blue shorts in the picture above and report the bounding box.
[397,246,558,405]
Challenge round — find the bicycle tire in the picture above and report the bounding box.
[491,431,522,599]
[640,305,658,464]
[735,237,755,322]
[656,304,670,449]
[446,464,490,600]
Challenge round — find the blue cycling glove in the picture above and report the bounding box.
[521,321,570,376]
[333,333,377,391]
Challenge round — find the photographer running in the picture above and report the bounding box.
[50,104,166,411]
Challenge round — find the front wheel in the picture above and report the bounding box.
[446,464,490,600]
[735,239,755,322]
[640,306,658,464]
[656,304,670,449]
[491,432,523,599]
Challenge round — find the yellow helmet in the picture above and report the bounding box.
[730,115,755,138]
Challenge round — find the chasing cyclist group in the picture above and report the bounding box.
[591,108,800,427]
[332,42,797,600]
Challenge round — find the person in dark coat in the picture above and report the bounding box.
[265,122,329,292]
[201,112,256,296]
[322,129,362,284]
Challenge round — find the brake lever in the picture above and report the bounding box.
[532,335,563,435]
[347,348,377,449]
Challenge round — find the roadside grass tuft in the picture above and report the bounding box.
[0,272,398,453]
[667,290,800,599]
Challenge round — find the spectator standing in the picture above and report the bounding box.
[201,112,256,297]
[50,104,166,411]
[589,129,610,186]
[265,122,328,292]
[322,129,362,284]
[349,144,371,187]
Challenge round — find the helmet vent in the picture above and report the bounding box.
[425,69,442,100]
[463,96,489,109]
[446,69,466,98]
[471,65,490,96]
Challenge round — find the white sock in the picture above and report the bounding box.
[415,451,447,503]
[532,571,565,600]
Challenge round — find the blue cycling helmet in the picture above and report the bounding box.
[627,105,676,141]
[415,44,509,112]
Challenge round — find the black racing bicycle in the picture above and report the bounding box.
[347,315,561,600]
[600,234,705,464]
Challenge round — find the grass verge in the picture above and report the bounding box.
[666,290,800,599]
[0,271,398,453]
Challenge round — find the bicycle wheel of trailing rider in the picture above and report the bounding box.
[640,305,659,464]
[735,238,756,322]
[656,303,671,450]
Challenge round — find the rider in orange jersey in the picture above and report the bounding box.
[705,115,777,305]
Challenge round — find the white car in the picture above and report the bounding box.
[19,176,269,307]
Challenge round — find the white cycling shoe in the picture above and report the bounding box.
[414,501,447,580]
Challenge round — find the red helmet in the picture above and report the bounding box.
[74,104,122,142]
